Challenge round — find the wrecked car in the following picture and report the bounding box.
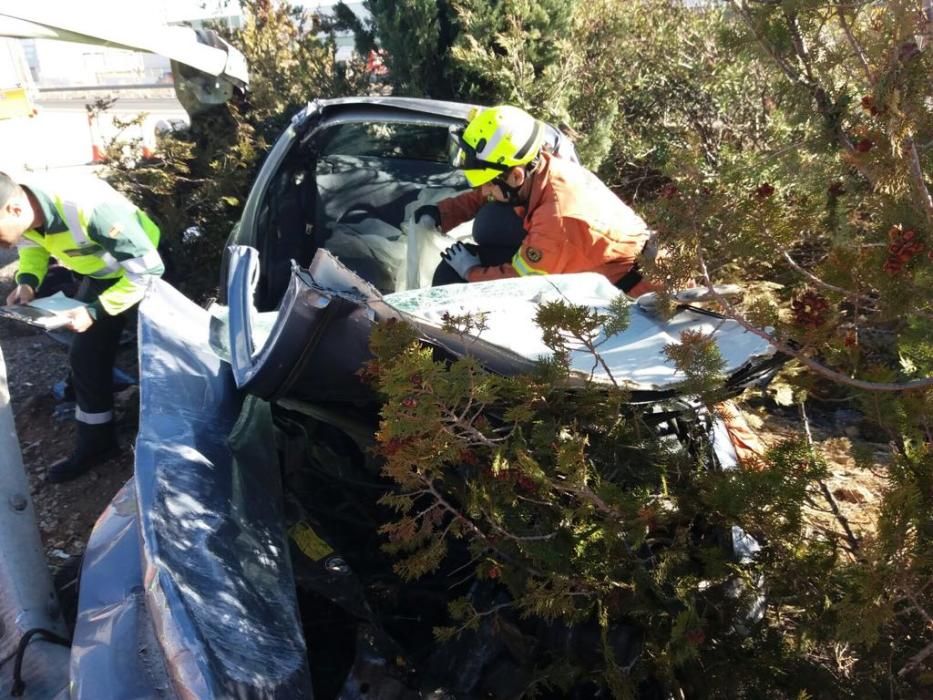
[1,87,786,697]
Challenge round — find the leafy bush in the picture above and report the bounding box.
[361,0,932,694]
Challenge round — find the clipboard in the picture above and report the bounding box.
[0,292,88,331]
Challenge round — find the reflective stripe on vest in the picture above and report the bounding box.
[121,249,163,283]
[75,407,113,425]
[59,198,122,277]
[511,250,547,276]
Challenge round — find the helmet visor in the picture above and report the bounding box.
[448,126,510,185]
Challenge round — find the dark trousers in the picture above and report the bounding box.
[432,202,526,286]
[70,278,131,421]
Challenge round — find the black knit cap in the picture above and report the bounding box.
[0,172,17,208]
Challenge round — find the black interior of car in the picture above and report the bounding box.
[257,120,469,299]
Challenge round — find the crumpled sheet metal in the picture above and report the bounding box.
[228,245,404,401]
[70,480,174,699]
[228,247,777,404]
[387,272,777,390]
[0,342,70,699]
[134,280,312,699]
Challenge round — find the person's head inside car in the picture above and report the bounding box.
[425,105,661,298]
[448,104,544,207]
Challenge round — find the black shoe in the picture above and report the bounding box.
[47,422,119,484]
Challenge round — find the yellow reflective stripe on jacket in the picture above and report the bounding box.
[97,216,163,314]
[56,196,122,278]
[16,179,162,311]
[511,250,548,276]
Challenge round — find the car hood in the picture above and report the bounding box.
[226,246,783,404]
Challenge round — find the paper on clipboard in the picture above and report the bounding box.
[0,292,87,330]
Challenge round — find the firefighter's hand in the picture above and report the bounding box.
[440,242,481,279]
[414,205,441,230]
[63,306,94,333]
[5,284,35,306]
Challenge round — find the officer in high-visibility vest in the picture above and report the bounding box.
[421,105,658,296]
[0,171,163,483]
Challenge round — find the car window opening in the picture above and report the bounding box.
[259,120,470,296]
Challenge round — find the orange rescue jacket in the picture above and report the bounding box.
[437,152,654,293]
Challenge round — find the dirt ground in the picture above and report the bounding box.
[0,254,892,574]
[1,257,136,568]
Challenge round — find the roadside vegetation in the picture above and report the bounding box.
[102,1,931,696]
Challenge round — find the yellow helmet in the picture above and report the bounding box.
[448,105,545,187]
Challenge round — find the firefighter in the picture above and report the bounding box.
[0,171,164,483]
[420,105,657,295]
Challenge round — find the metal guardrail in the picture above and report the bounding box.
[38,83,173,93]
[36,85,179,103]
[0,343,71,698]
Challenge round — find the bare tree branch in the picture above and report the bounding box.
[906,137,933,228]
[782,251,865,299]
[799,401,861,556]
[729,1,802,84]
[696,251,933,392]
[835,2,873,84]
[899,639,933,678]
[732,0,871,178]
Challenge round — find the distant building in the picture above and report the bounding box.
[11,1,244,89]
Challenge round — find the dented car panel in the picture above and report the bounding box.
[128,281,312,698]
[69,481,174,700]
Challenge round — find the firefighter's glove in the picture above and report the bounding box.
[414,205,441,230]
[441,242,481,279]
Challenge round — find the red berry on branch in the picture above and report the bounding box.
[755,183,775,199]
[515,475,537,493]
[791,290,831,329]
[883,259,903,275]
[659,183,680,200]
[898,41,920,62]
[401,397,418,409]
[860,95,882,116]
[855,138,874,153]
[382,438,403,456]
